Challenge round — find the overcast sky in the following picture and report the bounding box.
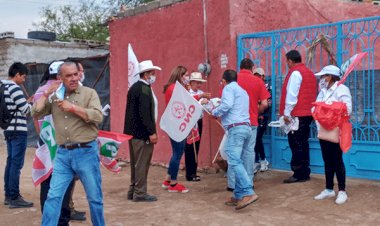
[0,0,85,38]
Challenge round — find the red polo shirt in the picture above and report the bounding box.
[237,69,271,126]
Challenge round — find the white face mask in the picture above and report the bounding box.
[80,73,85,83]
[319,78,328,90]
[183,76,190,85]
[148,75,156,85]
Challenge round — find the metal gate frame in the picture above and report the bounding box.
[237,16,380,180]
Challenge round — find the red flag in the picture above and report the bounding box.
[339,52,368,85]
[32,144,53,187]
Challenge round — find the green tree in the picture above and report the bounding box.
[33,0,154,42]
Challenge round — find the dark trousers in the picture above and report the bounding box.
[40,175,75,226]
[254,122,267,162]
[184,119,203,180]
[4,132,27,200]
[287,116,313,180]
[319,139,346,191]
[128,139,154,198]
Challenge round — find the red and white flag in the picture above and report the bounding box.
[32,144,53,187]
[97,130,133,173]
[128,43,140,88]
[160,81,203,142]
[339,52,368,85]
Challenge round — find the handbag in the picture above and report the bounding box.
[317,125,339,143]
[312,101,348,130]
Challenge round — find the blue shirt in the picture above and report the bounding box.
[212,81,250,129]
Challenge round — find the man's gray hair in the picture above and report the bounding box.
[57,61,77,76]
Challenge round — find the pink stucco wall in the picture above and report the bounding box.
[109,0,380,167]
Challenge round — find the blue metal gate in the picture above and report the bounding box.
[237,16,380,180]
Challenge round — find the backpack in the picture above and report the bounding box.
[0,81,14,130]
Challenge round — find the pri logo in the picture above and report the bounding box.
[171,101,186,119]
[128,61,135,76]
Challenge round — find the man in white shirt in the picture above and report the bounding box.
[279,50,317,183]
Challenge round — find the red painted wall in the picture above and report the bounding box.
[109,0,380,167]
[109,0,231,166]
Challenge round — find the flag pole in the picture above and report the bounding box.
[201,105,225,164]
[192,130,197,164]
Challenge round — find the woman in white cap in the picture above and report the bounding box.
[313,65,352,205]
[162,66,191,193]
[184,72,210,181]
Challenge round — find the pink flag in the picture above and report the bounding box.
[339,52,368,85]
[32,144,53,187]
[97,130,132,173]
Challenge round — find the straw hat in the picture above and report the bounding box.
[189,72,206,82]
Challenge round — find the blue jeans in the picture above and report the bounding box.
[227,126,257,190]
[4,132,27,199]
[225,125,255,199]
[168,138,186,181]
[41,141,105,226]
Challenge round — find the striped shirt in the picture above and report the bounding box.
[1,80,31,132]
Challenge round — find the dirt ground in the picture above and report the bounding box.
[1,142,380,226]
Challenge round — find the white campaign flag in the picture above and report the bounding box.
[160,81,203,142]
[128,43,139,88]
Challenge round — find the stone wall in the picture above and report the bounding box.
[0,37,109,79]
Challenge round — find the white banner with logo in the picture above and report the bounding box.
[160,81,203,142]
[128,43,140,88]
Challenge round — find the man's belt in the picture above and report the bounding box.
[226,122,251,130]
[59,141,92,150]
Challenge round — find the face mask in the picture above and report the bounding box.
[80,73,85,83]
[148,75,156,85]
[319,78,328,90]
[183,76,190,85]
[55,83,66,100]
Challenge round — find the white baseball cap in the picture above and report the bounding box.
[315,65,341,78]
[253,68,265,76]
[49,61,64,75]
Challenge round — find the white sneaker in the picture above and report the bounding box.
[260,159,269,171]
[314,189,335,200]
[335,191,348,205]
[253,163,260,174]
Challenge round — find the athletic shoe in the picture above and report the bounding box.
[253,162,260,174]
[314,189,336,200]
[260,159,269,171]
[335,191,348,205]
[168,183,189,193]
[162,180,170,189]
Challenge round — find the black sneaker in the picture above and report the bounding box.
[70,211,86,221]
[9,196,33,208]
[132,194,157,202]
[4,196,10,205]
[283,176,310,184]
[72,209,86,216]
[127,190,134,200]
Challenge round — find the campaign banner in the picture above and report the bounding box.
[160,81,203,142]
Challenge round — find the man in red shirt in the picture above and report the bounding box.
[235,58,271,187]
